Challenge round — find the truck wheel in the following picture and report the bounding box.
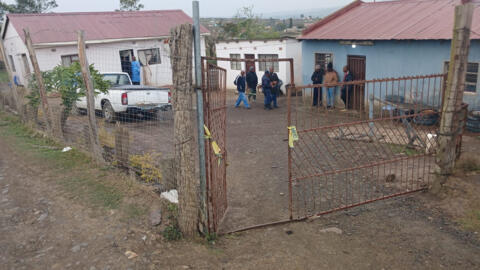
[102,101,116,123]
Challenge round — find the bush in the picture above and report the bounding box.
[162,203,182,241]
[129,153,162,183]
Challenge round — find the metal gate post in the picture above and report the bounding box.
[192,1,207,234]
[288,59,294,220]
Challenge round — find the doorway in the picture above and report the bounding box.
[347,55,366,110]
[244,54,255,72]
[119,49,134,78]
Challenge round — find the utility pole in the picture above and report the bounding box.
[192,0,207,234]
[435,1,474,190]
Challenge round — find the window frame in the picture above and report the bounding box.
[230,54,241,70]
[61,54,79,67]
[444,61,479,93]
[314,52,334,71]
[8,55,16,72]
[137,48,161,65]
[258,54,279,72]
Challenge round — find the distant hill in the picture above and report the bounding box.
[260,7,340,19]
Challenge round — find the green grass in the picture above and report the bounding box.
[459,209,480,232]
[388,144,422,156]
[0,71,8,84]
[0,112,123,210]
[123,203,148,219]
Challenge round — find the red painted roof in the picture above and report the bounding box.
[300,0,480,40]
[6,10,209,44]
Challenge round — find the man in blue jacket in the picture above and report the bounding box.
[131,56,141,85]
[234,70,250,109]
[262,70,272,110]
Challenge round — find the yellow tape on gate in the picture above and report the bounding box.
[288,126,299,148]
[204,124,222,158]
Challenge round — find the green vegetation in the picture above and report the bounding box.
[459,209,480,232]
[455,155,480,173]
[118,0,143,11]
[129,153,162,183]
[0,0,58,18]
[163,203,182,241]
[123,203,148,220]
[0,70,8,83]
[388,144,421,156]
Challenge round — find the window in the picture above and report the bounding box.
[138,48,161,65]
[315,53,333,70]
[61,54,79,67]
[102,73,131,86]
[230,54,241,70]
[444,62,479,93]
[8,55,16,72]
[258,54,279,72]
[21,54,31,75]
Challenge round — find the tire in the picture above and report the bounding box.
[76,108,87,116]
[102,101,116,123]
[466,120,480,129]
[467,125,480,133]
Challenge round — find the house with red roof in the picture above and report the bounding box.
[299,0,480,109]
[1,10,209,86]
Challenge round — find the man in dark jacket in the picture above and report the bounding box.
[234,71,250,109]
[341,65,354,109]
[262,70,272,110]
[246,66,258,102]
[269,67,281,108]
[311,64,324,106]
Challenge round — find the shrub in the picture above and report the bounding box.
[129,153,162,183]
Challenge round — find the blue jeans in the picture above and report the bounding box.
[263,88,272,108]
[235,92,250,108]
[271,92,278,107]
[313,87,322,106]
[327,87,335,107]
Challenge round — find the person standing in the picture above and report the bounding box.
[234,71,250,109]
[131,56,141,85]
[262,70,272,110]
[324,62,338,109]
[269,67,281,108]
[246,66,258,102]
[311,64,325,106]
[341,65,354,109]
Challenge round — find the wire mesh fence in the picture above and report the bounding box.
[0,29,195,193]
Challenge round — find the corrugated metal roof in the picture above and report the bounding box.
[300,0,480,40]
[6,10,209,44]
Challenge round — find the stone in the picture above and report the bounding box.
[71,245,81,253]
[149,210,162,226]
[319,227,343,234]
[37,213,48,222]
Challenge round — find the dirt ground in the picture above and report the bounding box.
[1,102,480,269]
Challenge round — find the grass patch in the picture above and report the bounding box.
[388,144,421,156]
[459,209,480,232]
[59,176,123,209]
[123,203,148,220]
[163,203,182,241]
[456,155,480,173]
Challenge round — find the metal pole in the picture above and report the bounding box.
[193,0,207,234]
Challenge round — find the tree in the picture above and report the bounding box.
[218,6,280,40]
[0,0,57,17]
[118,0,144,11]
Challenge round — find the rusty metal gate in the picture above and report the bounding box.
[202,62,228,232]
[287,74,447,219]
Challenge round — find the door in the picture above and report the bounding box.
[245,54,255,72]
[119,50,134,78]
[347,55,366,111]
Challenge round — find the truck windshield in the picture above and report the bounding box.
[103,74,131,86]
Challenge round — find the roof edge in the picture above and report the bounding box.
[300,0,363,38]
[5,9,185,17]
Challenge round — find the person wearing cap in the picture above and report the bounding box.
[234,70,250,109]
[269,67,281,108]
[311,64,325,106]
[246,66,258,102]
[261,70,272,110]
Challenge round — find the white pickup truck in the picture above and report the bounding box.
[76,72,171,122]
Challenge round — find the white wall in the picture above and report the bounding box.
[285,39,303,86]
[3,22,207,87]
[216,39,293,90]
[2,26,30,85]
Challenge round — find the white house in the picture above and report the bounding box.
[215,38,302,92]
[1,10,209,87]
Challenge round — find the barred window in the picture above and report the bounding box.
[138,48,161,65]
[315,53,333,70]
[258,54,279,72]
[444,62,478,93]
[230,54,241,70]
[61,54,79,67]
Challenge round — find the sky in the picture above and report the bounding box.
[3,0,366,17]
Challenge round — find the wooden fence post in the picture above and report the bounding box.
[24,28,53,134]
[77,30,103,163]
[435,2,474,188]
[170,24,198,238]
[0,36,22,117]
